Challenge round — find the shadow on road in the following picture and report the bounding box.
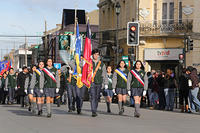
[82,109,133,118]
[7,109,33,116]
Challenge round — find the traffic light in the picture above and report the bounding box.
[127,22,139,46]
[189,39,193,50]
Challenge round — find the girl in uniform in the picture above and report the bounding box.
[112,60,129,115]
[127,60,145,118]
[30,61,45,116]
[104,66,114,113]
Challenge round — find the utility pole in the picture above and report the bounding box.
[25,35,27,66]
[44,20,47,62]
[135,0,139,60]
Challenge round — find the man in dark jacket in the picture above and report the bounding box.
[179,68,189,112]
[186,66,200,113]
[17,66,29,107]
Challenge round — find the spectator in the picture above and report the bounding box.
[179,68,189,112]
[164,69,177,111]
[157,71,165,110]
[186,66,200,113]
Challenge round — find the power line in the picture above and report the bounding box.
[0,35,43,37]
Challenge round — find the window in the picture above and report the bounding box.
[169,2,174,24]
[162,3,167,24]
[153,0,157,25]
[179,2,182,23]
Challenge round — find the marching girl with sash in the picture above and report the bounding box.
[127,60,145,118]
[30,61,45,116]
[112,60,129,115]
[104,66,114,113]
[40,59,60,118]
[25,65,37,113]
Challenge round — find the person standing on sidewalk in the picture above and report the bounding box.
[112,60,129,115]
[127,60,145,118]
[186,66,200,113]
[17,66,29,107]
[179,68,189,112]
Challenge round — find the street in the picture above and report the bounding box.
[0,102,199,133]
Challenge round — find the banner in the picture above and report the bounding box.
[81,19,93,88]
[0,60,11,75]
[74,23,83,88]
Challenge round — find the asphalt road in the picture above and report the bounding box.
[0,102,200,133]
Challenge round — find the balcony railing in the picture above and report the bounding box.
[140,19,193,36]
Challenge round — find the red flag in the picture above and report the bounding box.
[81,19,93,88]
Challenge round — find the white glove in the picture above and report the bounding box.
[143,90,147,96]
[15,87,18,90]
[30,89,34,94]
[24,89,27,94]
[4,88,8,91]
[105,85,108,90]
[112,89,116,94]
[69,70,73,74]
[78,74,82,77]
[56,88,59,93]
[40,89,43,94]
[128,91,131,96]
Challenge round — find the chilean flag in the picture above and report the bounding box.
[81,19,93,88]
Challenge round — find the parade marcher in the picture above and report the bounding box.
[186,66,200,113]
[40,58,60,117]
[30,61,45,115]
[179,68,189,112]
[1,72,8,104]
[25,65,37,113]
[5,68,17,104]
[104,66,114,113]
[56,69,67,108]
[112,61,129,115]
[90,49,108,117]
[127,60,145,118]
[163,69,177,111]
[17,66,29,107]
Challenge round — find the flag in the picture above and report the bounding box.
[0,60,11,75]
[74,22,83,88]
[81,19,93,88]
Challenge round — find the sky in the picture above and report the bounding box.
[0,0,99,58]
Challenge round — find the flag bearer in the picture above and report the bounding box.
[40,58,60,118]
[90,49,108,117]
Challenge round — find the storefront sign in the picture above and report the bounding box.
[144,48,183,61]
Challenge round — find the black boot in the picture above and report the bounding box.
[92,112,97,117]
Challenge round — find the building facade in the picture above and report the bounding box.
[98,0,200,73]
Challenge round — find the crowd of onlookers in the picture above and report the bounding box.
[136,66,200,113]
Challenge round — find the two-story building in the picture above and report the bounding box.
[98,0,200,74]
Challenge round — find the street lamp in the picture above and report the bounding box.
[115,1,121,64]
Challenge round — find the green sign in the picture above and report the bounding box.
[122,56,129,66]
